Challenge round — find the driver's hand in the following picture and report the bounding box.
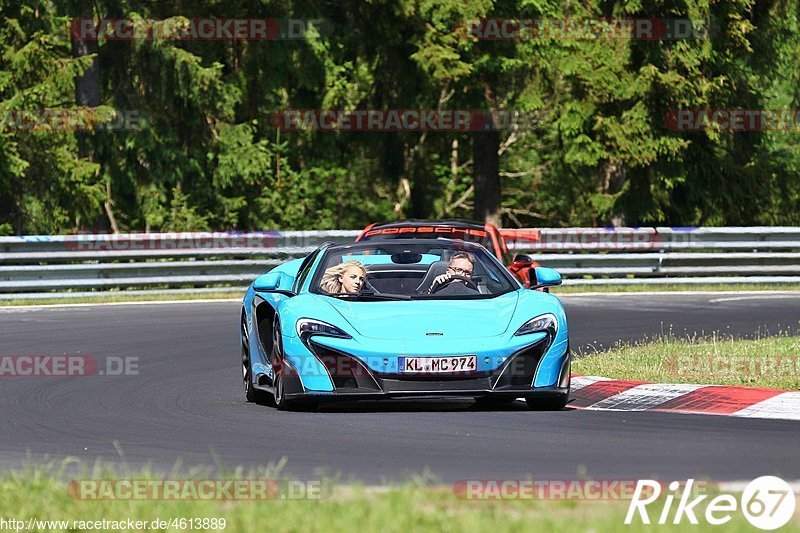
[432,273,452,287]
[428,273,452,293]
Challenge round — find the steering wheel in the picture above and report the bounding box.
[430,275,479,294]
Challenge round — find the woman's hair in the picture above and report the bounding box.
[319,259,366,294]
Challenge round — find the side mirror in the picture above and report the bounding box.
[513,254,533,263]
[531,267,562,289]
[253,272,283,292]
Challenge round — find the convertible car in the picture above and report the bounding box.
[240,239,570,411]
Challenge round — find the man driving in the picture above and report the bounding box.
[428,252,480,295]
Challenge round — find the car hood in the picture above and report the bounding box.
[320,292,520,340]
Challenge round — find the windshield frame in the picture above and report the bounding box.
[308,239,520,300]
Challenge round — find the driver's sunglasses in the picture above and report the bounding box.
[448,267,473,277]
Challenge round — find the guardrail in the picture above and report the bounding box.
[1,227,799,298]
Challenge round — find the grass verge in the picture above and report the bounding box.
[573,334,800,390]
[1,466,797,532]
[0,291,241,307]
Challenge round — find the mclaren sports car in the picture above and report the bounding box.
[240,239,570,410]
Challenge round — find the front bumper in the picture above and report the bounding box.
[288,388,569,402]
[282,335,570,402]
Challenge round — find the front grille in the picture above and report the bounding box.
[308,337,551,393]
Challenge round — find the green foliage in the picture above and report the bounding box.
[0,0,798,233]
[0,3,105,232]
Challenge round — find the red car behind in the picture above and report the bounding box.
[356,219,539,287]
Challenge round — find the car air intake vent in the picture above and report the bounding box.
[310,343,381,391]
[493,339,549,389]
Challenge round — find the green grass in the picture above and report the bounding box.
[551,282,800,294]
[0,291,241,307]
[1,464,797,532]
[574,334,800,390]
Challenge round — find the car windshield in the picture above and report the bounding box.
[310,240,517,299]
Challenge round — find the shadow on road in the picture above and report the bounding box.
[307,398,579,414]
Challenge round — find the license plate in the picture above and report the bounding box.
[398,355,477,374]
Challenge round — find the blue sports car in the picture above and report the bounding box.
[240,239,570,410]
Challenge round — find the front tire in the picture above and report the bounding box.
[273,367,317,411]
[242,316,270,404]
[273,366,288,410]
[270,318,315,412]
[271,316,288,409]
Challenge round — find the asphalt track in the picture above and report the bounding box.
[0,293,799,483]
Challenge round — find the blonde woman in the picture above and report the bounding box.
[320,260,367,294]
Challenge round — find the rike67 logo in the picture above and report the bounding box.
[626,477,796,530]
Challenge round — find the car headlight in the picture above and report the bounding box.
[296,318,352,342]
[514,313,557,336]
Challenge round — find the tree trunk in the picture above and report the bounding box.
[473,82,502,226]
[472,125,501,226]
[71,0,100,110]
[71,0,105,230]
[103,178,120,233]
[406,135,434,218]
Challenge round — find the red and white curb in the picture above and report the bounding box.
[569,376,800,421]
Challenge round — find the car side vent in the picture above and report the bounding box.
[310,343,382,391]
[492,339,549,389]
